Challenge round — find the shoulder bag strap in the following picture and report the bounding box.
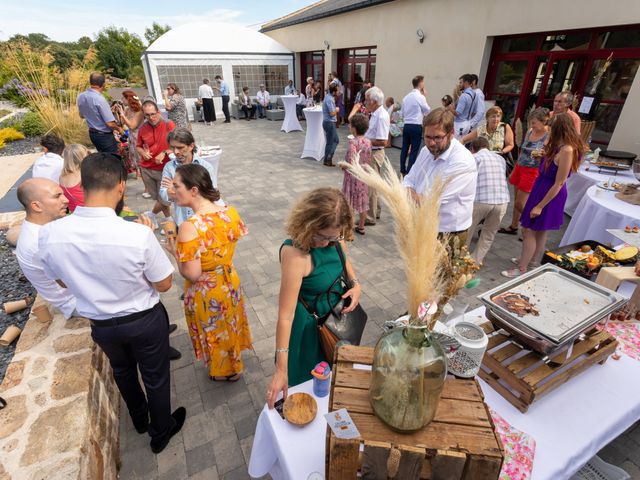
[279,243,326,322]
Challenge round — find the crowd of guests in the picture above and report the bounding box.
[16,68,590,450]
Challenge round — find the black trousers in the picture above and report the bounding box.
[202,98,216,122]
[241,105,255,119]
[89,129,119,155]
[90,302,171,442]
[221,95,230,122]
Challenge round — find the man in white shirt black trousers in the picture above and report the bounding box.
[399,75,430,175]
[403,108,477,247]
[38,153,186,454]
[364,86,391,225]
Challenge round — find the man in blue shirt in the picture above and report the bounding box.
[214,75,231,123]
[454,73,476,139]
[322,84,339,167]
[469,74,486,131]
[159,128,218,226]
[78,72,123,154]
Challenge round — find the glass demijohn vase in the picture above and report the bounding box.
[369,323,447,432]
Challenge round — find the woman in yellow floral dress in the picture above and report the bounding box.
[167,163,252,381]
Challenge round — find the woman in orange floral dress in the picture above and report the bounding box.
[167,163,252,381]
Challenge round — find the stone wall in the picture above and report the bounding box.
[0,300,120,479]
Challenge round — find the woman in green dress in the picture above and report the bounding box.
[267,187,363,409]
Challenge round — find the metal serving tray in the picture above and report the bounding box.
[478,264,626,355]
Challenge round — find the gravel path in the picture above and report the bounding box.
[0,137,40,157]
[0,230,36,382]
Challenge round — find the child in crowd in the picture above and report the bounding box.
[341,113,372,235]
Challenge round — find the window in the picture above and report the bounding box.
[584,58,640,100]
[541,33,591,51]
[499,36,539,53]
[597,29,640,49]
[156,65,223,98]
[232,65,289,96]
[493,60,529,94]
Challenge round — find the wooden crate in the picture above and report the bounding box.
[326,346,504,480]
[477,321,618,413]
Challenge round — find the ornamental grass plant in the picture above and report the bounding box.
[1,42,94,145]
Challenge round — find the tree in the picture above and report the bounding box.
[144,22,171,46]
[93,27,144,79]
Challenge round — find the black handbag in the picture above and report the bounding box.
[298,244,368,360]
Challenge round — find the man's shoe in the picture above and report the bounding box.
[133,417,149,434]
[169,347,182,360]
[150,407,186,454]
[224,120,231,123]
[168,324,177,334]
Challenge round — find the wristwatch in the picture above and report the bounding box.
[349,278,360,287]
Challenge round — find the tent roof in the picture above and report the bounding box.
[146,22,292,54]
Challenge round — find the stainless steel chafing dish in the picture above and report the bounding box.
[478,264,626,361]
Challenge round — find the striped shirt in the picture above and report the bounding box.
[473,149,510,204]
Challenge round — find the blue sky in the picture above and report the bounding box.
[0,0,313,42]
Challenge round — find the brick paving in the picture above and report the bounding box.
[117,117,640,479]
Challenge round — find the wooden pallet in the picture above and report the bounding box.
[477,322,618,413]
[326,345,504,480]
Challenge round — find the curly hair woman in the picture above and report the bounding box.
[266,187,362,408]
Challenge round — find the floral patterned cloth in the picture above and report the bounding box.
[342,136,372,214]
[176,207,252,377]
[598,322,640,361]
[490,408,536,480]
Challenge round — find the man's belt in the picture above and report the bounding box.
[89,304,157,328]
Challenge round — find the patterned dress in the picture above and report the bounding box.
[176,207,252,377]
[124,107,141,169]
[168,94,189,129]
[342,136,372,213]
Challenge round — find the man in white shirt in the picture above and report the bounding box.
[16,178,77,318]
[296,91,306,120]
[38,152,185,454]
[400,75,431,175]
[469,74,486,131]
[467,137,509,265]
[364,86,391,225]
[403,108,477,243]
[256,84,270,119]
[284,79,295,95]
[32,134,65,182]
[198,78,216,125]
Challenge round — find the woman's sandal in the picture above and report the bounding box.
[210,374,241,382]
[355,227,365,235]
[498,226,518,235]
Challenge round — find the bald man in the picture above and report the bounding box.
[15,178,77,318]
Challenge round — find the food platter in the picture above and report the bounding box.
[478,264,626,355]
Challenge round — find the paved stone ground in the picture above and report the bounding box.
[117,118,640,479]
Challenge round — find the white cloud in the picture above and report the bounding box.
[0,7,248,43]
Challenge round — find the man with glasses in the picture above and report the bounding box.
[136,100,175,217]
[552,91,581,134]
[256,84,271,119]
[78,72,124,154]
[403,108,477,245]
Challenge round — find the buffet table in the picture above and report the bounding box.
[248,306,640,480]
[564,163,636,216]
[281,95,303,133]
[301,107,325,161]
[561,184,640,246]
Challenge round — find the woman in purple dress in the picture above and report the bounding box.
[502,113,585,277]
[341,113,372,235]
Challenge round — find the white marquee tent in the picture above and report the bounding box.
[142,22,294,119]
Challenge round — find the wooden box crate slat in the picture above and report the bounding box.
[326,345,504,480]
[478,321,618,413]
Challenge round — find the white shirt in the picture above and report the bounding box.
[38,206,174,320]
[32,152,64,183]
[297,93,306,105]
[401,89,431,125]
[256,90,270,106]
[365,105,390,147]
[16,220,77,318]
[403,138,477,232]
[284,85,295,95]
[198,84,214,99]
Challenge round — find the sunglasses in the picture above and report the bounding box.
[313,233,344,243]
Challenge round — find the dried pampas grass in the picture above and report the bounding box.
[341,155,447,328]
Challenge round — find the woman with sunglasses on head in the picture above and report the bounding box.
[163,83,189,129]
[266,188,362,409]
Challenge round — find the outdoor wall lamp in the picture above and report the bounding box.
[324,40,330,50]
[417,29,425,43]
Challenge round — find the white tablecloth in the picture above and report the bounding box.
[564,163,636,216]
[248,306,640,480]
[301,107,325,162]
[281,95,303,133]
[199,148,222,186]
[561,184,640,246]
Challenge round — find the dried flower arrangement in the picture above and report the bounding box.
[342,154,479,329]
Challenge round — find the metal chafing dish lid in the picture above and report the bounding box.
[477,264,626,346]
